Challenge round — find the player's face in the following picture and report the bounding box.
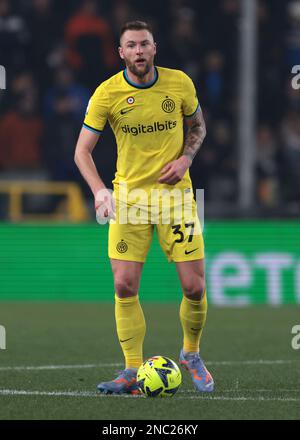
[119,30,157,79]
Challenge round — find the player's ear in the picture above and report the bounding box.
[153,42,157,55]
[119,46,124,60]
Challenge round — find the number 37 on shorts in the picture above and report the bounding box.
[108,215,204,263]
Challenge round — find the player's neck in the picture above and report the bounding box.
[125,66,156,86]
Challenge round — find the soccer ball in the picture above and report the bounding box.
[136,356,182,397]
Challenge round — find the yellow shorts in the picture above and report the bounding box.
[108,200,204,263]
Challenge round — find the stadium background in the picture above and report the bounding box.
[0,0,300,421]
[0,0,299,305]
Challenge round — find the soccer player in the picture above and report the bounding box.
[74,21,214,394]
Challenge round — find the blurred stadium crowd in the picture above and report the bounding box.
[0,0,299,217]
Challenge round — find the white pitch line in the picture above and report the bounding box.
[177,389,300,394]
[0,363,122,371]
[207,360,299,366]
[0,359,298,372]
[176,396,300,402]
[0,389,299,402]
[0,389,136,398]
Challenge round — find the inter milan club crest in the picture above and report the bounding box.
[127,97,135,105]
[116,240,128,253]
[162,97,175,113]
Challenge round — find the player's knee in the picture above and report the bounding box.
[114,276,138,298]
[182,276,206,301]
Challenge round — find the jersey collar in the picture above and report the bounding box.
[123,66,158,89]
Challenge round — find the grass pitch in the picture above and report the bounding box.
[0,303,299,420]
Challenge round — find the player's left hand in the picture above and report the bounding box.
[158,156,192,185]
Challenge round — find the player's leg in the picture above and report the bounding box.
[97,220,152,395]
[156,202,214,392]
[111,258,146,370]
[176,259,214,392]
[176,258,207,353]
[109,220,152,371]
[97,259,145,395]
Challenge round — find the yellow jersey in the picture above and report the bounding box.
[83,66,199,201]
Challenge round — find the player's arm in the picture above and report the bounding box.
[74,126,115,218]
[182,106,206,164]
[74,126,103,196]
[158,107,206,185]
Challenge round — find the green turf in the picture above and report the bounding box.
[0,303,299,420]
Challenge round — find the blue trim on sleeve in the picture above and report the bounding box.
[83,123,102,134]
[184,103,201,118]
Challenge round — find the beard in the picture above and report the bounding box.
[125,58,153,79]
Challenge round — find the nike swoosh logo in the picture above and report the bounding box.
[119,337,134,343]
[185,248,198,255]
[120,108,134,115]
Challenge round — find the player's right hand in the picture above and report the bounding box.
[94,188,116,223]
